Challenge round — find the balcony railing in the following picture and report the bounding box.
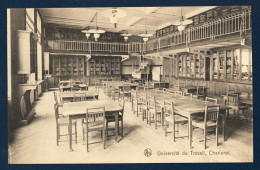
[145,9,251,52]
[46,10,251,54]
[47,40,144,54]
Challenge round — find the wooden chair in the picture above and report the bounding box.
[164,101,188,141]
[225,94,249,118]
[193,86,206,100]
[183,92,193,98]
[132,92,147,118]
[73,92,86,102]
[173,82,185,91]
[83,107,106,152]
[205,97,218,104]
[137,84,146,92]
[192,105,220,149]
[106,99,125,137]
[54,92,63,107]
[54,103,77,146]
[227,89,235,94]
[120,85,131,101]
[147,96,163,129]
[71,82,80,91]
[53,92,64,117]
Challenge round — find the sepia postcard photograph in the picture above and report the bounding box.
[6,4,253,164]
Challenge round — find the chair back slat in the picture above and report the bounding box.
[183,92,193,98]
[119,98,125,116]
[54,103,59,124]
[226,94,239,106]
[205,105,220,123]
[205,97,218,104]
[54,92,59,103]
[73,92,86,102]
[147,95,156,110]
[227,89,235,94]
[163,100,174,116]
[86,107,105,125]
[123,85,131,92]
[197,86,205,95]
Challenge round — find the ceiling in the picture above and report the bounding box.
[39,6,216,36]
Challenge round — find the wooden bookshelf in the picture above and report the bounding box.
[52,55,85,76]
[89,56,121,76]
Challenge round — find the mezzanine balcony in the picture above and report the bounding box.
[46,10,251,55]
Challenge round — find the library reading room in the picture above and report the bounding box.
[7,6,253,163]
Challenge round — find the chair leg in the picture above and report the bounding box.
[142,107,144,121]
[83,128,85,141]
[173,121,176,142]
[155,113,157,129]
[103,126,106,149]
[56,125,59,146]
[161,112,164,130]
[204,127,207,149]
[106,121,108,139]
[121,119,123,137]
[82,120,85,141]
[216,126,218,146]
[131,98,133,111]
[57,126,60,140]
[75,122,77,144]
[165,122,168,137]
[136,104,138,117]
[146,110,149,124]
[187,123,189,140]
[149,112,151,126]
[86,128,89,152]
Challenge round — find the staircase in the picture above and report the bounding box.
[132,58,150,79]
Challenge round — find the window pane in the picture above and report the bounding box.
[233,49,240,81]
[241,48,249,81]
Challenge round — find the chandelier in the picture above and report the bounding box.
[138,17,153,42]
[88,13,105,41]
[81,27,91,39]
[121,33,132,42]
[103,8,127,28]
[172,7,193,33]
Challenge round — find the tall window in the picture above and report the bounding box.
[241,48,251,82]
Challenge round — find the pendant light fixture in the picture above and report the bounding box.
[103,8,127,28]
[172,7,193,33]
[121,31,132,42]
[138,17,153,42]
[88,12,105,41]
[81,27,91,39]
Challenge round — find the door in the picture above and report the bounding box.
[205,57,210,81]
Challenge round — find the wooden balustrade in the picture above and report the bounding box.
[145,10,251,52]
[47,40,144,53]
[47,10,251,54]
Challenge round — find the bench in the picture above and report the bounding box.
[19,89,36,125]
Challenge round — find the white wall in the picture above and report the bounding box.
[152,66,161,81]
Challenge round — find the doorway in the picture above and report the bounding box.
[205,57,210,81]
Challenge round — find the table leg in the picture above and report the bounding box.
[69,116,73,152]
[189,116,192,149]
[115,113,119,142]
[223,110,227,141]
[161,107,164,130]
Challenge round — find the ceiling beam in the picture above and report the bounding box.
[86,10,97,23]
[145,7,160,14]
